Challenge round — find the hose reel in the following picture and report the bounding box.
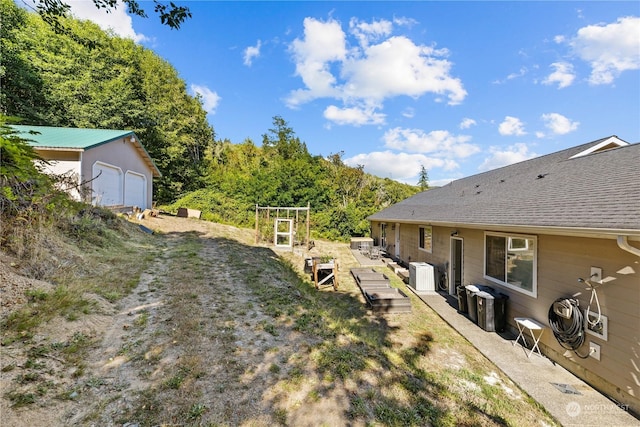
[548,297,590,359]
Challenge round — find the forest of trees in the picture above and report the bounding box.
[1,0,420,240]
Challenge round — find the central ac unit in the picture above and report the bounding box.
[409,262,436,293]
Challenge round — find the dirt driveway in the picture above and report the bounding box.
[1,215,557,426]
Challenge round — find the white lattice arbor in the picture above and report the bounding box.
[254,204,311,250]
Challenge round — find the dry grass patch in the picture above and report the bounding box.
[1,215,558,426]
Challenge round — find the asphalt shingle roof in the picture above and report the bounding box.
[369,137,640,234]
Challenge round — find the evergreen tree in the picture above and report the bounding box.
[418,164,429,191]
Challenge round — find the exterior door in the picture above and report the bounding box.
[124,171,146,209]
[450,237,463,295]
[394,223,400,259]
[92,161,123,206]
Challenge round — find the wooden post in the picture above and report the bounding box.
[333,260,339,291]
[255,204,259,244]
[313,259,319,289]
[306,202,310,251]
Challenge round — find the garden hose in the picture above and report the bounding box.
[548,298,590,359]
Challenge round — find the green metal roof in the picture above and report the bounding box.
[11,125,134,150]
[10,125,161,177]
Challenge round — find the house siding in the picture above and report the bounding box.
[371,220,639,413]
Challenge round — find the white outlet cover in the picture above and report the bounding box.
[589,342,601,361]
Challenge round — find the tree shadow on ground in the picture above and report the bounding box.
[202,235,512,427]
[125,230,515,426]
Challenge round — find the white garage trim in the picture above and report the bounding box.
[92,161,123,206]
[124,170,147,209]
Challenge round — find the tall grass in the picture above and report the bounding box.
[1,206,156,342]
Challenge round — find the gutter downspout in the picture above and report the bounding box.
[617,236,640,257]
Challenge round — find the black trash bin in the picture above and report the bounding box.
[491,291,509,332]
[456,285,468,313]
[476,291,495,331]
[465,285,480,322]
[476,289,510,332]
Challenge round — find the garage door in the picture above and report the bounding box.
[124,171,147,209]
[92,162,123,206]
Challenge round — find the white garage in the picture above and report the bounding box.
[92,162,124,206]
[124,171,147,209]
[12,126,161,210]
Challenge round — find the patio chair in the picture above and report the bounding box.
[359,242,371,257]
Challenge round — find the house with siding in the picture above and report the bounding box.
[12,125,161,210]
[368,136,640,414]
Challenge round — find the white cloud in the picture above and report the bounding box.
[286,17,467,119]
[402,107,415,118]
[541,113,579,134]
[349,18,393,47]
[323,105,385,126]
[190,84,221,114]
[542,62,576,88]
[67,0,148,43]
[382,128,480,158]
[478,143,537,172]
[341,36,466,104]
[498,116,526,136]
[344,150,454,182]
[393,16,418,28]
[568,16,640,85]
[244,40,262,66]
[286,17,347,108]
[493,67,527,85]
[459,118,476,129]
[507,67,528,80]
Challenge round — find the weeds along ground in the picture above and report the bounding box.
[1,207,155,341]
[1,213,557,426]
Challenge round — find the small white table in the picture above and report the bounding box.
[514,317,546,358]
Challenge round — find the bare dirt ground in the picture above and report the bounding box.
[1,215,557,426]
[0,216,370,426]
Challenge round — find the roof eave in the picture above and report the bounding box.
[33,147,84,152]
[368,217,640,240]
[130,138,162,178]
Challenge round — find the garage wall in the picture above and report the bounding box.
[81,138,153,209]
[34,150,82,201]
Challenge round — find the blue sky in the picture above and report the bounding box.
[67,1,640,186]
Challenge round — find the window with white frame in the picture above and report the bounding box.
[484,232,537,296]
[418,226,432,253]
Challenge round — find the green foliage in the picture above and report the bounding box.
[0,1,417,241]
[30,0,191,31]
[0,0,213,203]
[168,116,419,240]
[0,116,82,255]
[2,285,94,342]
[418,164,429,191]
[0,117,50,209]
